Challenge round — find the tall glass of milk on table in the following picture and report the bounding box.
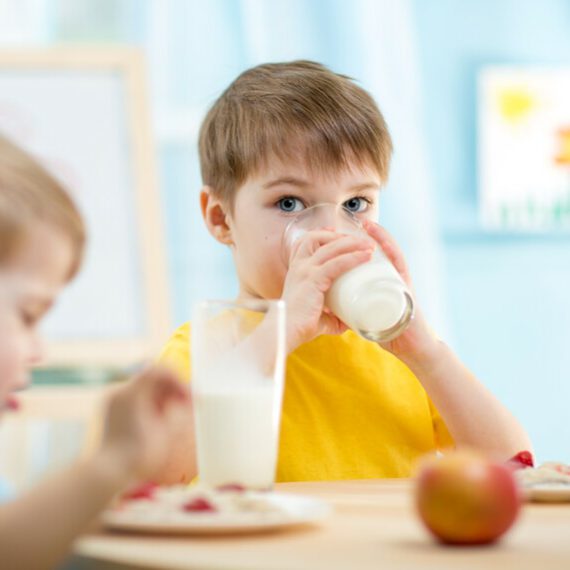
[191,299,286,490]
[283,203,414,343]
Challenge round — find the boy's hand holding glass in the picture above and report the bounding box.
[361,220,440,361]
[281,224,375,353]
[281,204,414,353]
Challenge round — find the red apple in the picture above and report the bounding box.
[415,450,521,545]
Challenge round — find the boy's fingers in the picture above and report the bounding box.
[290,229,343,260]
[362,220,412,285]
[317,249,373,289]
[292,231,373,268]
[311,234,374,265]
[363,221,403,260]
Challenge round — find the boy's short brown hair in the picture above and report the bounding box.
[199,60,393,204]
[0,134,86,279]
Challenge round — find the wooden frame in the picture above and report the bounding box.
[0,48,171,367]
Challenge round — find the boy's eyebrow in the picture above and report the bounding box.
[262,177,310,190]
[262,178,380,191]
[349,182,381,192]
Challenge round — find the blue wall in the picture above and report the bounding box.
[412,0,570,461]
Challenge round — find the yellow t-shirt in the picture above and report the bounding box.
[160,324,453,481]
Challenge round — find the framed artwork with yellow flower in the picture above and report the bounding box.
[479,68,570,232]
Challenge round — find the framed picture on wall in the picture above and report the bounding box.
[0,48,171,367]
[478,67,570,232]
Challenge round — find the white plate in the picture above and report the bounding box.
[102,491,331,535]
[523,483,570,503]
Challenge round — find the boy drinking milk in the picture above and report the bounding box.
[0,134,190,569]
[159,60,531,484]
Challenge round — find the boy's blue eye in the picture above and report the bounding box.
[343,197,369,213]
[277,197,304,212]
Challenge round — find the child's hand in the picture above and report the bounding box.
[98,366,191,482]
[362,220,440,362]
[281,229,375,353]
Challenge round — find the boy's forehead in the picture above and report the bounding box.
[253,153,382,187]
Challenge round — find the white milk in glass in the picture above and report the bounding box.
[193,375,280,490]
[326,250,413,343]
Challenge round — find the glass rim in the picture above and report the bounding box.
[284,202,362,226]
[281,202,364,265]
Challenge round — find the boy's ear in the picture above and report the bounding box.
[200,187,233,245]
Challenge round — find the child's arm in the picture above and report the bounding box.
[150,405,197,485]
[0,367,189,570]
[399,338,532,457]
[363,221,532,458]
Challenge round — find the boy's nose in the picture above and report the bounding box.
[28,334,45,366]
[312,203,341,228]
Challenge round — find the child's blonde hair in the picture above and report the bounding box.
[0,134,85,279]
[199,60,393,205]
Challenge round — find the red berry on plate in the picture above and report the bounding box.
[216,483,246,493]
[122,482,158,501]
[552,463,570,476]
[182,497,217,513]
[507,451,535,470]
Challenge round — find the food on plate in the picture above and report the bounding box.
[114,483,284,520]
[121,482,159,501]
[515,462,570,486]
[182,497,217,513]
[513,458,570,502]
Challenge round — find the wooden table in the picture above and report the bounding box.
[72,479,570,570]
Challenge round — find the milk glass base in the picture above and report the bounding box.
[355,291,414,343]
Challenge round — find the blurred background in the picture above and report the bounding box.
[0,0,569,464]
